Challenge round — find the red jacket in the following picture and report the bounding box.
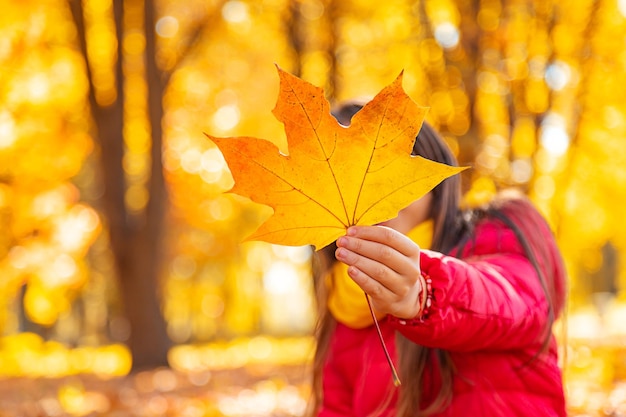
[319,215,567,417]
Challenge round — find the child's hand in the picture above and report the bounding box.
[335,225,423,319]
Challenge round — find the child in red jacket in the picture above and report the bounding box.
[309,103,567,417]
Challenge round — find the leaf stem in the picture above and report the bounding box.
[364,291,401,387]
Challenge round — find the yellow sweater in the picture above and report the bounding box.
[326,220,433,328]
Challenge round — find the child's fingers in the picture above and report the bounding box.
[338,250,395,299]
[336,234,406,276]
[335,244,418,303]
[335,247,421,318]
[346,225,419,258]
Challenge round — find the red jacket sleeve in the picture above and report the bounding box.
[388,221,555,352]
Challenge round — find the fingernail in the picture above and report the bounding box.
[347,266,358,278]
[347,227,357,236]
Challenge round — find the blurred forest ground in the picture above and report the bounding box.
[0,363,311,417]
[0,337,625,417]
[1,0,626,415]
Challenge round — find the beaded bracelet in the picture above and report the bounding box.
[417,273,433,320]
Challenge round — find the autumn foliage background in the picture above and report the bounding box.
[1,0,625,416]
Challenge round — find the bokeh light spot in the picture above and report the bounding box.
[27,73,50,103]
[0,111,16,148]
[125,184,149,212]
[545,61,571,91]
[301,0,325,20]
[434,22,460,49]
[155,16,179,38]
[263,261,298,295]
[540,113,570,156]
[222,1,249,23]
[511,158,533,184]
[213,105,241,131]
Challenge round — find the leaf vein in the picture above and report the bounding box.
[227,143,348,227]
[355,171,449,224]
[283,79,350,225]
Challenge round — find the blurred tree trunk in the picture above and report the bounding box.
[70,0,221,371]
[70,0,170,370]
[287,0,304,78]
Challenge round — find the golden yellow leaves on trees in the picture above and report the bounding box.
[207,67,464,250]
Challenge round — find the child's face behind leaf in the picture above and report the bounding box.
[378,193,433,235]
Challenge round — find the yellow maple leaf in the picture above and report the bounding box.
[206,67,465,250]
